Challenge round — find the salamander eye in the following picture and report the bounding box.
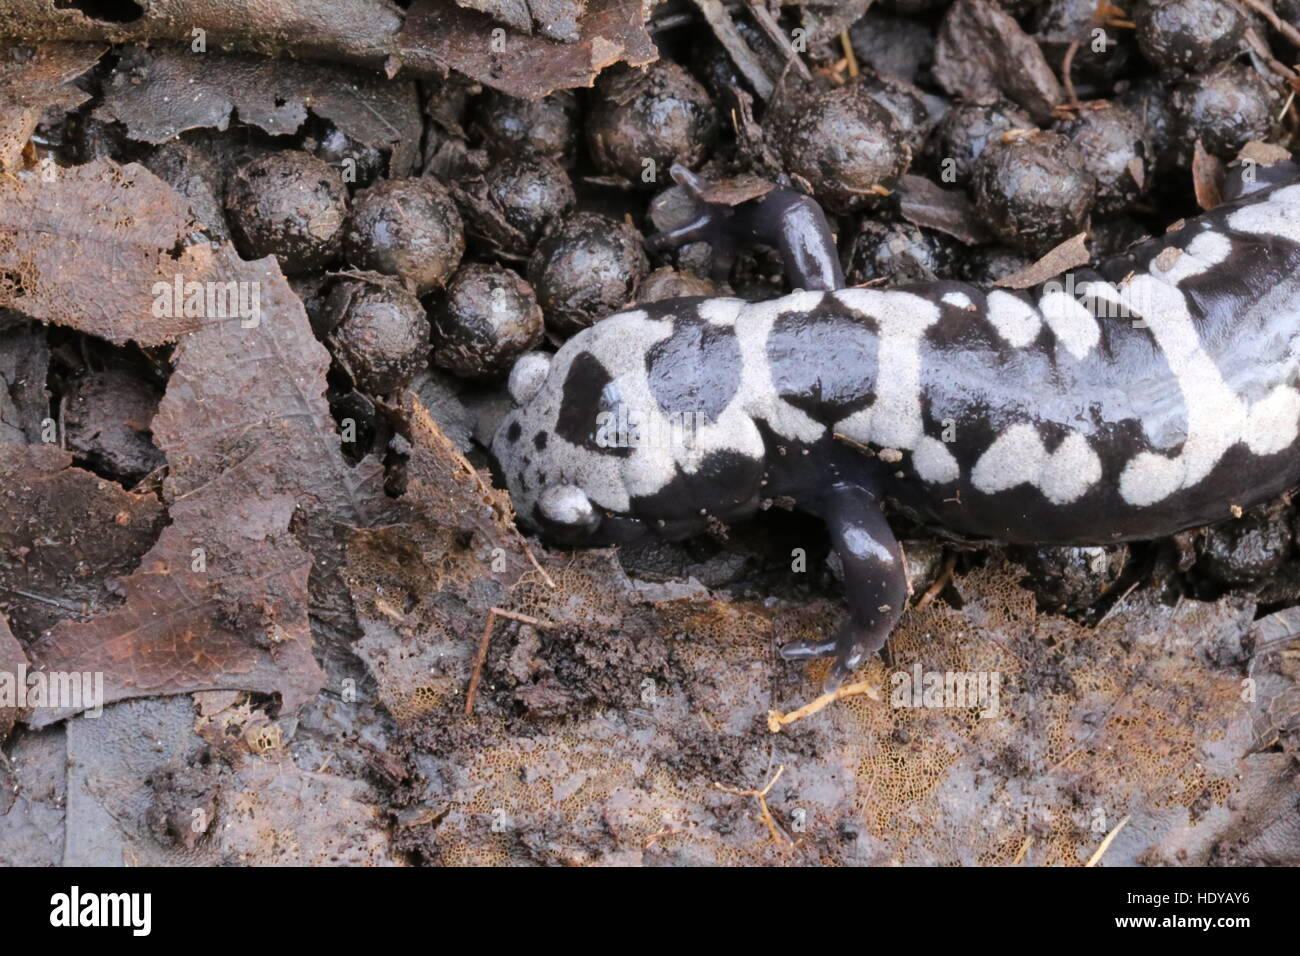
[508,352,552,406]
[537,483,600,535]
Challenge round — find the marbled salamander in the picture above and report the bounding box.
[491,159,1300,686]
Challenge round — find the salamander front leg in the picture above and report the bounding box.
[644,164,844,291]
[779,483,907,691]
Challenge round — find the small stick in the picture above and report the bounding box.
[748,1,813,82]
[839,29,859,79]
[714,765,788,844]
[464,607,553,716]
[1242,0,1300,49]
[1085,814,1131,866]
[768,679,881,731]
[914,551,957,610]
[1060,40,1082,109]
[1012,836,1033,865]
[832,431,876,456]
[519,537,556,589]
[1245,26,1299,83]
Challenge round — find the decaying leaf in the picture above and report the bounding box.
[0,161,211,346]
[0,158,386,723]
[896,174,994,246]
[0,43,102,169]
[0,0,407,77]
[95,46,422,176]
[345,393,545,724]
[0,444,165,641]
[0,0,655,100]
[933,0,1064,124]
[1193,140,1225,211]
[1246,607,1300,753]
[456,0,587,43]
[368,556,1264,865]
[994,232,1090,289]
[400,0,656,100]
[0,611,24,742]
[0,314,50,444]
[59,694,398,865]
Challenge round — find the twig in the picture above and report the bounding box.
[1242,0,1300,49]
[2,586,80,611]
[748,1,813,82]
[1245,25,1300,84]
[913,551,957,610]
[714,765,789,844]
[768,679,881,731]
[1012,835,1033,865]
[691,0,774,100]
[1085,814,1130,866]
[839,29,859,79]
[463,607,554,716]
[1060,40,1082,109]
[519,538,556,589]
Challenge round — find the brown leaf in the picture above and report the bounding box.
[0,0,654,99]
[399,0,656,100]
[2,158,386,723]
[456,0,586,42]
[994,232,1090,289]
[1192,140,1225,211]
[1237,140,1293,168]
[0,610,24,742]
[0,161,209,346]
[0,0,407,76]
[933,0,1064,124]
[0,444,165,641]
[0,43,102,170]
[95,47,422,176]
[897,174,995,246]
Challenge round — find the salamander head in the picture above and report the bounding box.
[491,303,769,547]
[490,339,653,547]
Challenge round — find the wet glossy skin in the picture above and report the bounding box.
[491,161,1300,685]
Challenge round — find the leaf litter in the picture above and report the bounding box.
[0,9,1296,867]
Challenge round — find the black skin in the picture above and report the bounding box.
[642,159,1300,688]
[646,166,898,688]
[646,165,844,291]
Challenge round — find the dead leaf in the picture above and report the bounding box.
[897,174,995,246]
[994,232,1090,289]
[933,0,1064,124]
[0,161,209,346]
[95,46,422,176]
[456,0,586,42]
[0,158,386,724]
[0,610,24,742]
[1237,140,1293,168]
[1192,140,1225,211]
[0,43,102,169]
[0,1,658,99]
[399,0,656,100]
[0,444,165,641]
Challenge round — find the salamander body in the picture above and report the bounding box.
[490,161,1300,683]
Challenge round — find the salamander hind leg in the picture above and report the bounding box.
[779,482,907,691]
